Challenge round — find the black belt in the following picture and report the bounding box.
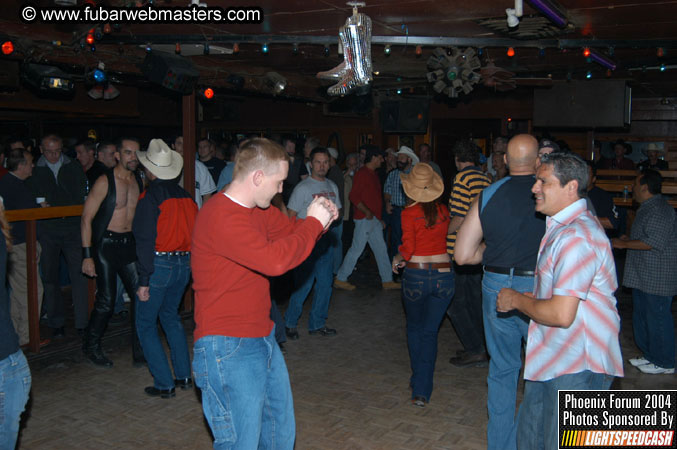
[484,265,535,277]
[407,262,452,270]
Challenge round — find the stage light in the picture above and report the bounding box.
[586,71,592,79]
[507,47,515,57]
[323,45,330,56]
[384,45,391,55]
[86,34,95,45]
[201,87,214,99]
[1,41,13,55]
[175,43,181,54]
[103,23,112,34]
[583,47,590,58]
[415,45,422,56]
[660,64,666,72]
[233,43,240,53]
[657,47,665,58]
[292,43,299,54]
[262,43,269,54]
[92,68,106,83]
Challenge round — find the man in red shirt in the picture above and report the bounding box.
[191,138,337,449]
[334,146,400,290]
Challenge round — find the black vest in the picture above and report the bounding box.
[91,169,143,248]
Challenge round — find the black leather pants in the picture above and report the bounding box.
[84,231,143,360]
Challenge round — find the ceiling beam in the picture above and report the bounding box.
[98,34,677,49]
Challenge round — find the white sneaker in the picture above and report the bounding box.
[628,356,650,367]
[637,364,675,375]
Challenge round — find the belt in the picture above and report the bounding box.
[407,262,452,270]
[155,251,190,256]
[484,265,535,277]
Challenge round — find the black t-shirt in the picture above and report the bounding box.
[201,158,227,185]
[86,160,108,188]
[588,186,618,228]
[0,173,40,245]
[480,175,546,269]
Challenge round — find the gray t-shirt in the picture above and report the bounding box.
[287,176,341,219]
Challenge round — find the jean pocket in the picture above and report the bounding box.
[149,262,173,289]
[201,383,236,445]
[402,277,424,302]
[435,275,454,299]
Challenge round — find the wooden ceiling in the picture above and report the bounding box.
[2,0,677,102]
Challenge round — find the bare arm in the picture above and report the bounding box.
[454,198,485,265]
[81,176,108,277]
[611,236,652,250]
[356,201,374,220]
[497,288,581,328]
[384,193,393,214]
[447,215,464,235]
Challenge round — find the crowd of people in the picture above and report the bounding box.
[0,131,674,449]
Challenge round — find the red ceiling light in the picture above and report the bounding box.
[583,47,591,58]
[415,45,422,56]
[103,23,112,34]
[507,47,515,57]
[1,41,14,55]
[86,33,95,45]
[175,43,181,54]
[202,88,214,99]
[657,47,665,57]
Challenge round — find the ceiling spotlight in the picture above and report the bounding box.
[586,71,592,79]
[175,43,181,54]
[262,43,269,54]
[507,47,515,57]
[323,45,330,56]
[396,88,402,95]
[415,45,422,56]
[233,43,240,53]
[200,87,214,99]
[384,45,391,55]
[657,47,665,58]
[506,8,520,29]
[292,43,299,54]
[583,47,591,58]
[86,33,95,45]
[660,64,666,72]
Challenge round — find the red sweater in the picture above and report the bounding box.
[349,166,382,220]
[398,203,450,260]
[191,193,324,339]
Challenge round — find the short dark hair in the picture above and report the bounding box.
[639,169,662,195]
[7,148,30,172]
[281,134,296,146]
[453,139,480,164]
[540,152,588,197]
[310,146,329,161]
[115,137,141,152]
[586,159,597,178]
[75,138,97,153]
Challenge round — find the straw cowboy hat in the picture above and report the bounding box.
[642,142,666,156]
[400,163,443,204]
[396,145,420,165]
[137,138,183,180]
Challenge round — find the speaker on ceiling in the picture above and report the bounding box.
[141,51,199,95]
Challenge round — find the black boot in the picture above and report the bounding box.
[83,310,113,368]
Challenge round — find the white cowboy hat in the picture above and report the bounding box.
[642,142,666,156]
[396,145,420,165]
[137,138,183,180]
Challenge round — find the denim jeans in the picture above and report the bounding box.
[285,237,333,331]
[193,328,295,450]
[337,217,393,283]
[482,270,533,450]
[0,350,31,450]
[402,267,454,402]
[329,221,343,275]
[517,371,614,450]
[135,254,192,390]
[448,264,485,354]
[632,289,675,368]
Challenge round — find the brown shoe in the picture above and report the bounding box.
[382,281,401,290]
[334,278,356,291]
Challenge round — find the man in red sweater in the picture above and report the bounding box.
[335,147,400,290]
[191,138,337,449]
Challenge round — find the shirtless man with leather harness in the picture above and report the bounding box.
[81,137,144,367]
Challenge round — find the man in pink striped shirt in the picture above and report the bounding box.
[496,152,623,450]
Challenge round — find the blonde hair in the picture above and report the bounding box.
[0,199,12,251]
[233,138,289,181]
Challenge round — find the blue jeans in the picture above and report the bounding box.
[135,254,192,390]
[0,350,31,449]
[330,221,343,275]
[517,371,614,450]
[285,237,333,331]
[632,289,675,369]
[337,218,393,283]
[482,270,533,450]
[193,328,295,450]
[402,267,454,402]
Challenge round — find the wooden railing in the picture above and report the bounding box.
[5,206,93,353]
[596,170,677,208]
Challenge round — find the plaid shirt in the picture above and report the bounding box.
[383,167,411,207]
[623,194,677,296]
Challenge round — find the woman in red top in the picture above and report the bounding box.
[392,163,453,408]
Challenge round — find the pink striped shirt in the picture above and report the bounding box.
[524,199,624,381]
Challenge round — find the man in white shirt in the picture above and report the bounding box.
[171,136,216,208]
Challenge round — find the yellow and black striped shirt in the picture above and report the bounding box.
[446,167,490,256]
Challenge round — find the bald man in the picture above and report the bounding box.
[454,134,546,450]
